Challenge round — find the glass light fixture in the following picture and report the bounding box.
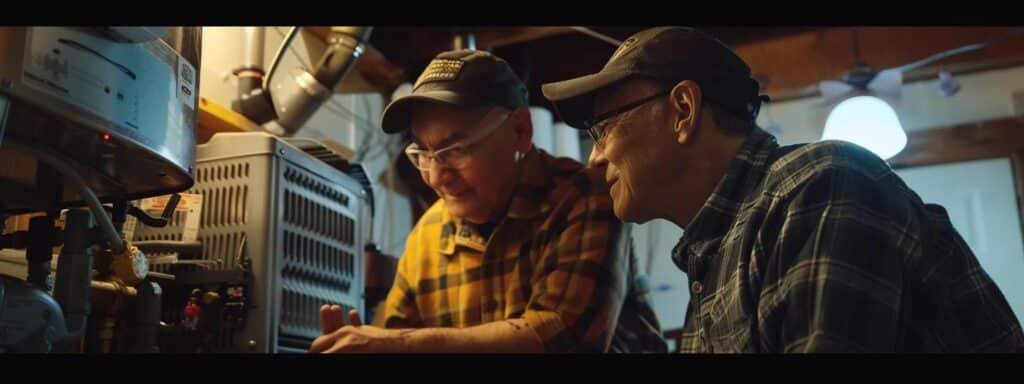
[821,95,907,160]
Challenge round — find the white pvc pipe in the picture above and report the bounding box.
[529,106,554,155]
[553,122,583,163]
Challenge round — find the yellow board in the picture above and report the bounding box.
[197,97,261,144]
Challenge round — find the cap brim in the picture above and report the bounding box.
[541,70,632,129]
[380,90,481,134]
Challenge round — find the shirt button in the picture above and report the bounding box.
[691,281,703,295]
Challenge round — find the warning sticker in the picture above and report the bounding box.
[177,57,196,110]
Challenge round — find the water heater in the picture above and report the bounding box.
[0,27,202,213]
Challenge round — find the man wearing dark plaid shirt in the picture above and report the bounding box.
[310,49,666,353]
[543,26,1024,352]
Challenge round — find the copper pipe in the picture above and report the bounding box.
[90,280,137,297]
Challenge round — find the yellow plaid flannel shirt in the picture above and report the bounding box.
[381,148,636,352]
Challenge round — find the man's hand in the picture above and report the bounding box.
[320,304,362,333]
[312,304,546,353]
[312,304,406,353]
[309,324,410,353]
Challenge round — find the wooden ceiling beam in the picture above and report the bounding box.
[473,27,576,49]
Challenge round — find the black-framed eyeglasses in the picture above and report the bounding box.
[583,90,669,144]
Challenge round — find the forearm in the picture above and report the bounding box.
[400,318,545,353]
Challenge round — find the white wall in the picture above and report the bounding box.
[198,27,413,257]
[632,220,688,331]
[896,158,1024,320]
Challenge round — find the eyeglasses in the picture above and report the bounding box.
[583,90,669,145]
[405,108,512,172]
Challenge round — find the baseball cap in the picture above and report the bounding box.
[381,49,529,134]
[542,26,768,129]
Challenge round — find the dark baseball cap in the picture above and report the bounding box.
[542,26,768,129]
[380,49,529,134]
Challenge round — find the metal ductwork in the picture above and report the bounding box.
[232,27,374,137]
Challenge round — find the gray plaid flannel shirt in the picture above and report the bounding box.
[674,128,1024,353]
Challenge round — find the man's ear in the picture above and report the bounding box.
[669,80,703,145]
[510,107,534,153]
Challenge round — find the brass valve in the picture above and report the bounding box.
[110,241,148,286]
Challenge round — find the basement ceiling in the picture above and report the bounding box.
[359,26,1024,111]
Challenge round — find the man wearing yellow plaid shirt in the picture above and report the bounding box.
[309,49,666,353]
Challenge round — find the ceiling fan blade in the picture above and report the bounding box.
[867,68,903,97]
[818,80,855,105]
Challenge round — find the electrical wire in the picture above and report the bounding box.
[894,28,1024,73]
[570,26,623,46]
[265,26,300,89]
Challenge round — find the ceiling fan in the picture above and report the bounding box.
[817,28,1024,105]
[806,28,1024,161]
